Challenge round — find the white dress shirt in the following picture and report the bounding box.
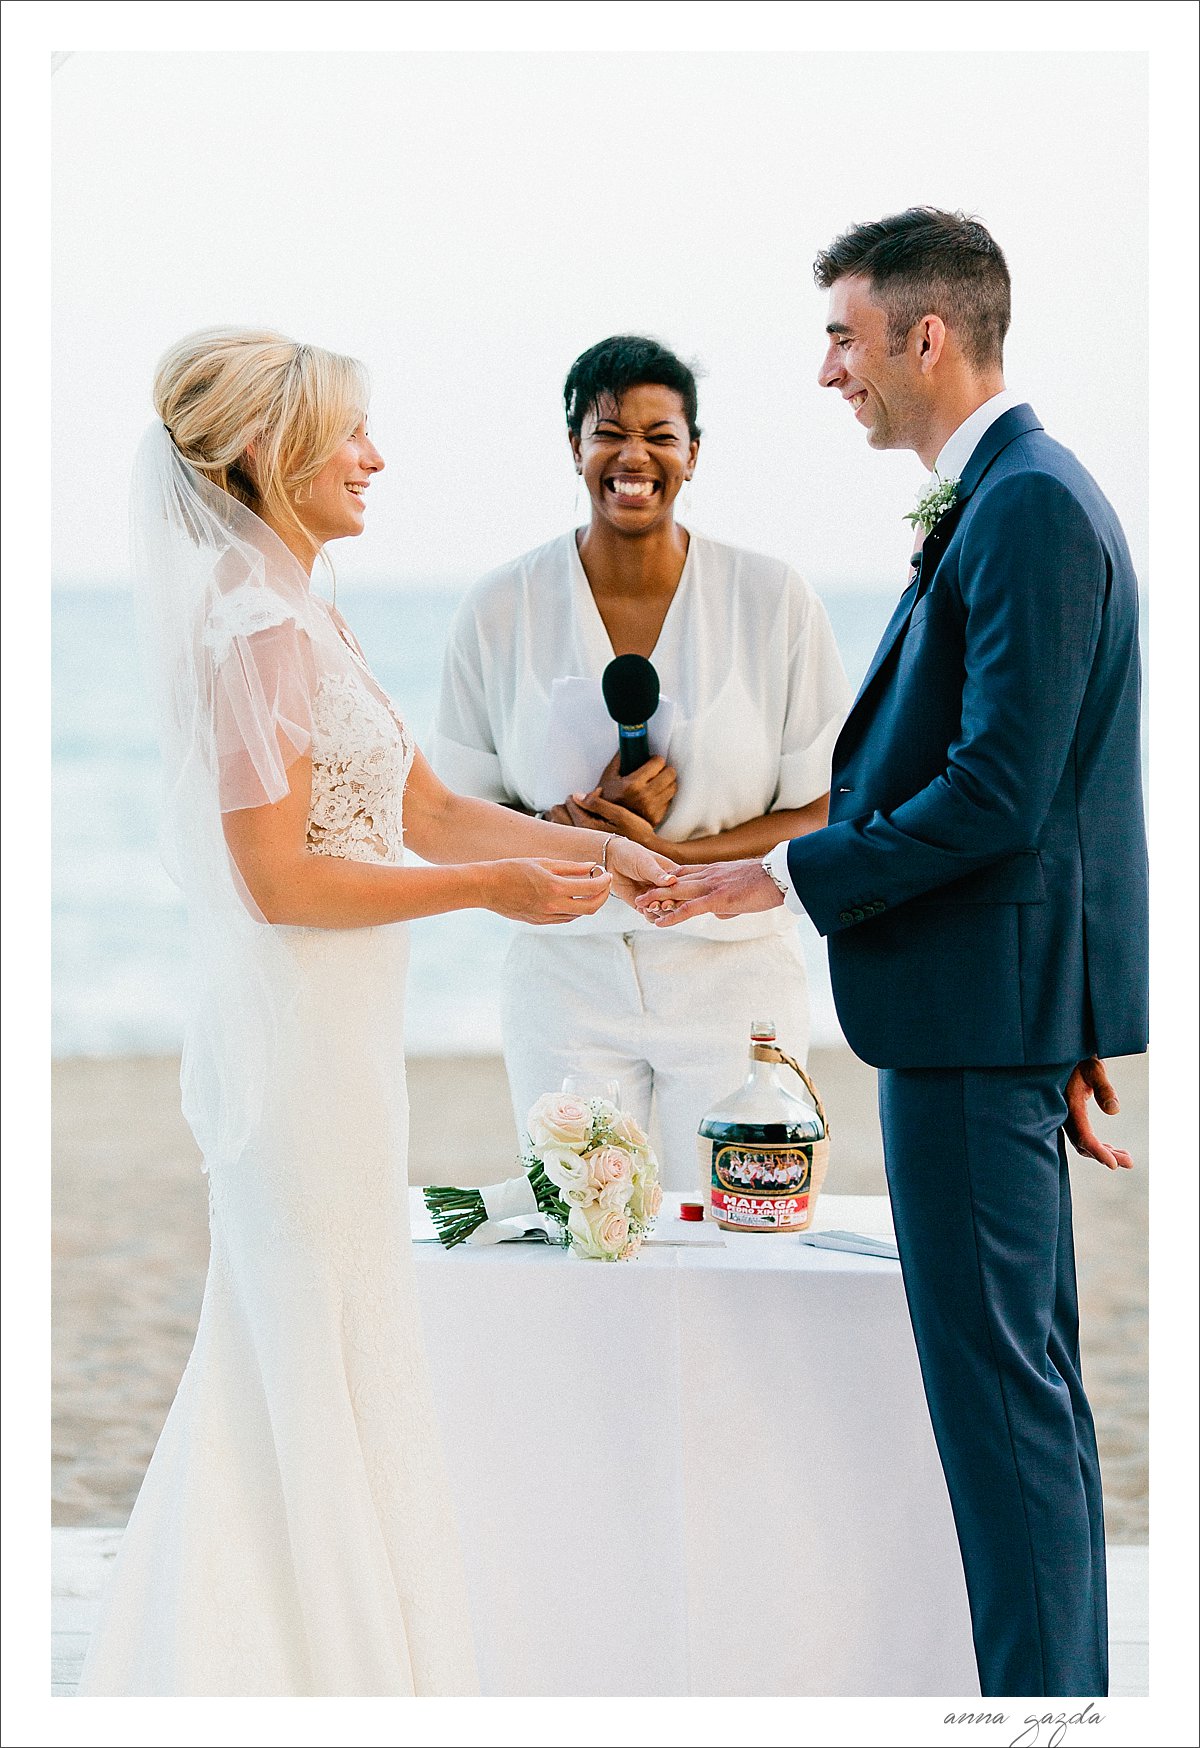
[430,528,851,940]
[930,386,1023,486]
[766,388,1023,912]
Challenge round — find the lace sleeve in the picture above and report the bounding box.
[206,586,320,813]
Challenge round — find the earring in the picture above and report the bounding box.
[573,471,586,523]
[678,479,694,522]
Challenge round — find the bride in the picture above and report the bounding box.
[77,329,675,1697]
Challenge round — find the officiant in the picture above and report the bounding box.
[429,336,851,1188]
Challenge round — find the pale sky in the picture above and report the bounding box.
[52,49,1149,592]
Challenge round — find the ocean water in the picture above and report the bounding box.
[52,583,1146,1059]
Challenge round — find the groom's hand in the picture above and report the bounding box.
[635,858,785,925]
[1065,1057,1134,1171]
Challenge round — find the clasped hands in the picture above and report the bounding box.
[542,750,677,845]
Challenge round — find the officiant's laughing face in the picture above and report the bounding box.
[570,383,699,537]
[818,275,927,453]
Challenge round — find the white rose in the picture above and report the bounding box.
[538,1142,591,1196]
[567,1203,606,1259]
[630,1171,663,1224]
[526,1092,592,1151]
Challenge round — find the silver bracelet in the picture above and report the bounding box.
[601,832,616,870]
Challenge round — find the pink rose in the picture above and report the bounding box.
[613,1111,650,1152]
[526,1092,592,1151]
[598,1208,630,1254]
[567,1202,630,1260]
[588,1144,634,1189]
[598,1176,634,1214]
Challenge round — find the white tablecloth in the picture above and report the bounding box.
[411,1190,978,1697]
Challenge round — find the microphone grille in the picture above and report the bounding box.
[601,654,660,724]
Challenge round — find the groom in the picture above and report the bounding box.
[635,208,1149,1697]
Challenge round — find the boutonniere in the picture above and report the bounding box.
[905,473,961,537]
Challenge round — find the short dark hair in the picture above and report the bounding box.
[563,335,702,440]
[813,207,1011,369]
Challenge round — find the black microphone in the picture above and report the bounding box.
[601,655,660,775]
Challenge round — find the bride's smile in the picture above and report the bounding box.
[299,419,384,546]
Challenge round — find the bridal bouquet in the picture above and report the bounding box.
[423,1092,662,1259]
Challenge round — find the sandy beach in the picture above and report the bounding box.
[52,1046,1148,1540]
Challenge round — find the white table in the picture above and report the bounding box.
[411,1190,979,1697]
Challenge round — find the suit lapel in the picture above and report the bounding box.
[842,404,1043,719]
[850,575,923,709]
[953,401,1042,502]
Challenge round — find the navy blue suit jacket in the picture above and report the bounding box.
[787,404,1148,1069]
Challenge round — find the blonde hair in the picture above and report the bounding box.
[153,327,369,557]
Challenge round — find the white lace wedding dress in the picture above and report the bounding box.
[77,599,478,1697]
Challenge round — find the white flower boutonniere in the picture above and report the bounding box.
[906,473,961,536]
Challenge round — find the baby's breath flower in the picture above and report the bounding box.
[905,473,961,536]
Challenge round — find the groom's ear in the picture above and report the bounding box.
[915,314,948,374]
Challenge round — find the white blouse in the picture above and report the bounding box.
[429,529,851,940]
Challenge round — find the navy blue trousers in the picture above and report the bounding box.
[878,1064,1108,1698]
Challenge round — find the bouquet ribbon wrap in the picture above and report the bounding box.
[469,1175,543,1244]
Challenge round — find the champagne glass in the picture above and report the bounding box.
[560,1075,622,1110]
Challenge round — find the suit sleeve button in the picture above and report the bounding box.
[851,907,865,922]
[839,910,854,925]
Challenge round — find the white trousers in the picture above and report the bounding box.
[500,928,811,1192]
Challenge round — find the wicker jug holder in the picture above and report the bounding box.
[750,1041,831,1213]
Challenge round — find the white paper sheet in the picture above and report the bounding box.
[643,1217,726,1248]
[797,1229,900,1259]
[533,676,676,812]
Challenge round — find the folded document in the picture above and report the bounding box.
[797,1229,900,1260]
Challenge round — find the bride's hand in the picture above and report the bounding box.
[483,858,613,925]
[604,836,679,907]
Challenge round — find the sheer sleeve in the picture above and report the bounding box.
[205,585,320,812]
[427,595,511,802]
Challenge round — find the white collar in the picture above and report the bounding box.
[932,388,1023,484]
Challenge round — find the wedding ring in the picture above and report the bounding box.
[588,864,604,878]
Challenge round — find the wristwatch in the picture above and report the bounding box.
[761,852,791,899]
